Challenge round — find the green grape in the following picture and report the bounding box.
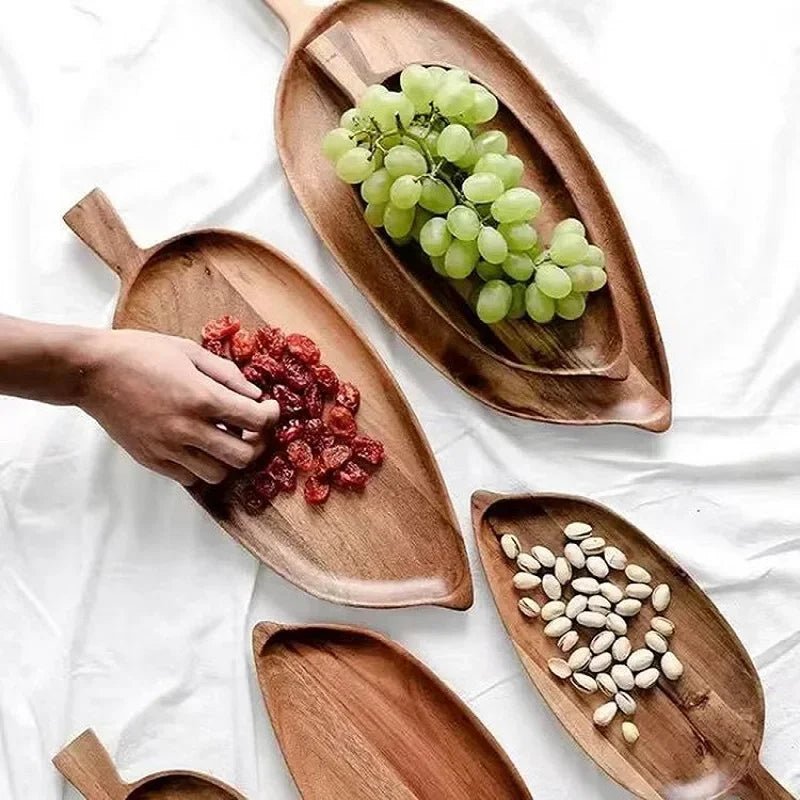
[391,235,412,246]
[374,91,415,131]
[550,233,589,266]
[444,68,470,84]
[502,252,535,281]
[587,266,607,291]
[476,280,513,323]
[444,239,479,278]
[419,217,452,257]
[389,174,422,209]
[503,155,524,187]
[427,66,447,90]
[322,128,356,162]
[425,131,440,154]
[371,148,384,169]
[476,259,505,281]
[498,221,537,252]
[453,143,478,169]
[358,84,389,118]
[508,282,527,319]
[525,284,556,323]
[473,152,522,188]
[430,253,448,275]
[473,130,508,157]
[556,292,587,320]
[552,217,585,238]
[535,263,572,299]
[463,172,505,203]
[463,85,498,124]
[491,187,542,223]
[563,265,593,293]
[381,132,402,149]
[340,108,363,131]
[446,205,481,241]
[360,168,393,204]
[584,244,605,268]
[400,64,435,110]
[528,240,543,260]
[410,208,432,241]
[419,177,455,214]
[336,148,376,183]
[437,124,472,161]
[363,202,386,228]
[477,226,508,264]
[383,203,415,238]
[434,80,472,117]
[384,145,427,177]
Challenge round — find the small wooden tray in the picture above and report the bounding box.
[472,491,795,800]
[261,0,672,431]
[53,729,246,799]
[65,189,472,610]
[252,621,533,800]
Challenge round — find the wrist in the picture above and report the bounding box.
[60,327,108,408]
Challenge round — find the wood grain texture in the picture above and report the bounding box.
[471,491,796,800]
[252,621,533,800]
[263,0,672,431]
[64,189,472,611]
[52,729,245,800]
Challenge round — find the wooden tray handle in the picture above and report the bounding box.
[64,188,146,286]
[261,0,320,48]
[52,729,129,800]
[730,761,796,799]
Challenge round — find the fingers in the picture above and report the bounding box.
[204,383,280,432]
[153,460,197,487]
[189,343,262,400]
[175,447,230,485]
[188,424,264,469]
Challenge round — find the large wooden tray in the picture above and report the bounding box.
[65,189,472,610]
[261,0,672,431]
[472,491,795,800]
[252,621,533,799]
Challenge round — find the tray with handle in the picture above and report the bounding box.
[260,0,672,431]
[64,188,472,610]
[472,490,796,800]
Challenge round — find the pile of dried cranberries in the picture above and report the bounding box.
[201,314,385,509]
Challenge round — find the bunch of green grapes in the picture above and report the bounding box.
[322,64,608,325]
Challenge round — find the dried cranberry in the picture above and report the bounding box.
[239,482,267,514]
[253,472,279,501]
[332,461,369,491]
[336,382,361,413]
[256,326,287,358]
[304,383,323,419]
[272,385,305,417]
[202,337,230,359]
[266,454,297,492]
[287,440,315,472]
[286,333,321,365]
[282,355,313,391]
[303,475,330,505]
[275,418,305,445]
[327,406,357,439]
[320,444,351,472]
[311,364,339,398]
[250,353,285,382]
[202,315,240,342]
[230,330,257,364]
[241,364,265,387]
[304,418,335,453]
[352,435,385,466]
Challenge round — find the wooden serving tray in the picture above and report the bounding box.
[65,189,472,610]
[252,621,533,800]
[53,729,246,799]
[472,491,795,800]
[261,0,672,431]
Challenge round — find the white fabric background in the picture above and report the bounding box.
[1,0,799,797]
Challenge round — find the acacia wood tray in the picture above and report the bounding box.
[261,0,672,431]
[64,189,472,610]
[53,729,246,799]
[252,621,533,799]
[472,490,795,800]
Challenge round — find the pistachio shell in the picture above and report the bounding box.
[661,651,684,681]
[652,583,671,612]
[544,617,572,638]
[542,574,562,601]
[548,658,572,679]
[541,600,566,621]
[532,545,556,568]
[593,701,617,727]
[565,595,588,620]
[512,572,541,591]
[586,556,610,579]
[625,564,652,583]
[500,533,521,560]
[564,521,592,541]
[576,611,607,628]
[564,542,586,569]
[518,597,540,618]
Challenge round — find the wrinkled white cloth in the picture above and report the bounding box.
[1,1,799,797]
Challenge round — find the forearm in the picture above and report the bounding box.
[0,314,99,405]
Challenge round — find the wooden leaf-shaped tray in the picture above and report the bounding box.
[53,729,246,799]
[252,621,533,799]
[65,189,472,610]
[261,0,672,431]
[472,491,795,800]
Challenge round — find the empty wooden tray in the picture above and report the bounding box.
[260,0,672,431]
[65,189,472,610]
[252,621,533,799]
[53,729,246,799]
[472,491,796,800]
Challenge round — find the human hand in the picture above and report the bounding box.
[78,329,279,485]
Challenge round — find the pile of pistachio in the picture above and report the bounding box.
[500,521,684,745]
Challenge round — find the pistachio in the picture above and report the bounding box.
[500,534,521,560]
[586,556,610,579]
[625,583,652,600]
[564,521,592,541]
[580,536,606,555]
[576,611,607,628]
[622,721,640,744]
[652,583,671,612]
[516,553,540,574]
[541,600,566,621]
[661,651,684,681]
[599,582,624,603]
[565,595,588,620]
[615,691,637,716]
[564,542,586,569]
[589,652,613,673]
[544,617,572,638]
[604,546,627,570]
[605,613,627,636]
[645,630,668,654]
[554,556,573,585]
[615,598,642,618]
[518,597,540,618]
[593,701,618,727]
[512,572,541,591]
[590,631,616,654]
[587,595,612,614]
[532,545,556,569]
[568,647,592,672]
[634,667,660,689]
[611,636,632,662]
[558,631,579,652]
[570,673,598,694]
[610,664,635,691]
[596,672,617,696]
[542,574,563,601]
[572,577,600,595]
[627,649,655,672]
[625,564,651,584]
[651,616,675,637]
[548,658,572,679]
